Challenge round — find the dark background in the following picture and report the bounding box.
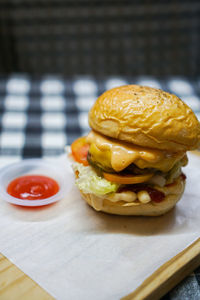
[0,0,199,76]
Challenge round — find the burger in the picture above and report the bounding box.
[70,85,200,216]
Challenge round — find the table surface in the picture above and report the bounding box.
[0,75,200,299]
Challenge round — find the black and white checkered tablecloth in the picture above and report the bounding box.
[0,75,199,299]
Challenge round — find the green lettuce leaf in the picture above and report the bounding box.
[72,162,119,195]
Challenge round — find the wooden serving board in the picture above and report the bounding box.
[122,238,200,300]
[0,253,54,300]
[0,238,200,300]
[0,151,199,300]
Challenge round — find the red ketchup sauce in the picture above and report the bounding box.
[7,175,59,200]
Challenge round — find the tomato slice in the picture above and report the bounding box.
[71,137,89,166]
[103,172,153,184]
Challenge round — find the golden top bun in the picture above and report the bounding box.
[89,85,200,151]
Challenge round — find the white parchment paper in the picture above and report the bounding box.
[0,153,199,300]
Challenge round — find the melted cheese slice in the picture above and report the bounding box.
[86,131,185,172]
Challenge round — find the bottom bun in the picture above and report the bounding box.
[79,177,186,216]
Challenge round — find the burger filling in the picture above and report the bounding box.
[70,131,187,207]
